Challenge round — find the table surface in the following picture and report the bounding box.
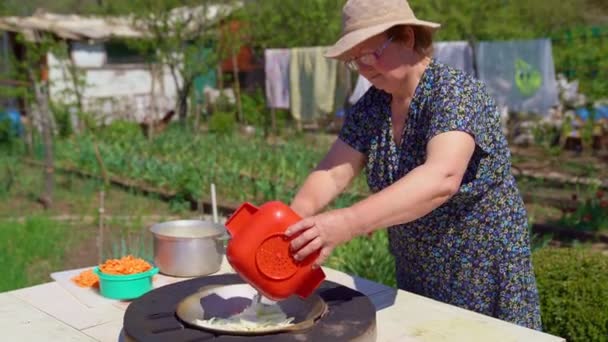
[0,257,564,342]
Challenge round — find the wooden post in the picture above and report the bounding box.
[270,107,277,137]
[194,100,201,131]
[217,65,224,92]
[31,77,54,209]
[98,190,105,264]
[22,111,33,156]
[148,63,158,140]
[199,191,205,220]
[232,50,243,123]
[92,139,109,187]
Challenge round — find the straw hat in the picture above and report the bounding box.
[325,0,441,59]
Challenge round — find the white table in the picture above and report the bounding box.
[0,258,564,342]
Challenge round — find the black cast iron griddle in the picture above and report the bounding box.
[123,273,377,341]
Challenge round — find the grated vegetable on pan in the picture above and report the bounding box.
[195,294,295,331]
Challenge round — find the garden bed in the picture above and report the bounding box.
[23,158,608,247]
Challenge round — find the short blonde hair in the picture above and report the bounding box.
[386,25,434,57]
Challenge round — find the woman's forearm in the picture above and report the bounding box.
[346,163,461,235]
[290,169,346,217]
[290,139,365,218]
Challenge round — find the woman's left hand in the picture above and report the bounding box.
[284,209,357,268]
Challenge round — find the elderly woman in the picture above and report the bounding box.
[285,0,542,330]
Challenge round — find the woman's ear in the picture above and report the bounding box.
[403,26,415,49]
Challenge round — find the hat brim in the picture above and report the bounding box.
[324,19,441,59]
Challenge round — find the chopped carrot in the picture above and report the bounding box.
[99,255,152,275]
[71,268,99,288]
[71,255,153,288]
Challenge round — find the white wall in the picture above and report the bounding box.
[70,42,106,68]
[48,45,181,124]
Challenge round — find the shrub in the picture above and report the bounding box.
[533,247,608,342]
[0,118,17,147]
[558,190,608,232]
[0,109,23,151]
[326,229,396,288]
[208,111,236,135]
[97,120,142,143]
[241,89,267,128]
[50,103,74,138]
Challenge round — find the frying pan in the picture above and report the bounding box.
[176,283,327,336]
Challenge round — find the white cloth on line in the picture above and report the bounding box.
[264,49,291,109]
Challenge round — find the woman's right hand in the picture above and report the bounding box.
[285,208,359,268]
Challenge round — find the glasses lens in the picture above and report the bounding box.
[359,54,376,66]
[346,61,358,71]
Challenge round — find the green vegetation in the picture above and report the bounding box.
[50,124,369,207]
[0,216,81,292]
[327,230,397,287]
[533,247,608,342]
[559,190,608,232]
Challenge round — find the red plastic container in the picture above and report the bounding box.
[225,201,326,301]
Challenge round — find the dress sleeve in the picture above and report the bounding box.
[338,87,379,154]
[425,79,499,155]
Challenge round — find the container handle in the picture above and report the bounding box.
[295,268,326,298]
[225,202,258,237]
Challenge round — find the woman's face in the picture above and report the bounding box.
[344,28,419,94]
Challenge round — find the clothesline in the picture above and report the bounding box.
[265,38,560,118]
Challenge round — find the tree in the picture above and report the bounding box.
[108,0,239,124]
[0,0,102,16]
[240,0,607,101]
[239,0,605,48]
[239,0,344,49]
[7,33,68,208]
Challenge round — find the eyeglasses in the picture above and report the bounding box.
[346,36,394,71]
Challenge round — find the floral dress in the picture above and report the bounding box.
[339,59,542,330]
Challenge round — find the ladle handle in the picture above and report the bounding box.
[211,183,219,224]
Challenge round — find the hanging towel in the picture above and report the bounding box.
[264,49,291,109]
[432,41,475,76]
[475,39,559,115]
[289,47,342,122]
[348,74,373,104]
[334,59,350,114]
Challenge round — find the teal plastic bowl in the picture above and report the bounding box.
[93,266,159,300]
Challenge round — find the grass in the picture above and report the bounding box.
[0,156,193,291]
[0,214,184,292]
[0,157,186,218]
[0,216,85,292]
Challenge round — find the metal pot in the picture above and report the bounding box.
[150,220,228,277]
